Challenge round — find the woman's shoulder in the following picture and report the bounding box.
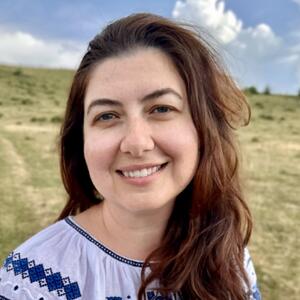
[0,217,144,299]
[9,218,70,254]
[244,247,262,300]
[1,218,75,272]
[0,217,83,299]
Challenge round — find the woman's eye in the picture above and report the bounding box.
[95,113,118,122]
[152,106,173,114]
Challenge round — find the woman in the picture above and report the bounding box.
[0,13,261,300]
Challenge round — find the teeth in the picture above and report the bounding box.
[122,165,161,178]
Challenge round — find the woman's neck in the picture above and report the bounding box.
[75,201,173,261]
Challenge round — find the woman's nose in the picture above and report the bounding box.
[120,118,155,157]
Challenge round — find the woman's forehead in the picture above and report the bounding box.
[84,48,187,107]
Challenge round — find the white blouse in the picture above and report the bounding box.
[0,216,261,300]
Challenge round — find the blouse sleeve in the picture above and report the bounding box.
[0,252,57,300]
[0,220,82,300]
[244,248,262,300]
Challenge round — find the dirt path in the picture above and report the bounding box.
[4,124,57,133]
[0,132,41,210]
[0,134,29,182]
[0,130,62,227]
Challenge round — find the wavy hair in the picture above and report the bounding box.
[57,13,252,299]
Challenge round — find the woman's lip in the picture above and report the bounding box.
[117,162,168,172]
[116,162,168,185]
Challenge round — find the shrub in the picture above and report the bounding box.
[254,102,264,109]
[285,107,295,112]
[251,137,259,143]
[21,98,33,105]
[10,96,21,102]
[50,115,63,123]
[30,117,47,123]
[263,85,271,95]
[13,68,23,76]
[259,114,274,120]
[244,86,259,95]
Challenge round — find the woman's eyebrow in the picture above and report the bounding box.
[87,99,122,115]
[86,88,182,115]
[142,88,182,102]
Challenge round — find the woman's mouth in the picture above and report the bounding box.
[116,162,168,179]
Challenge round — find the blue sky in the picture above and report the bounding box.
[0,0,299,94]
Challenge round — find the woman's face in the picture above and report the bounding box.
[83,47,199,215]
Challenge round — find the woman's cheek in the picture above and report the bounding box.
[160,119,197,148]
[84,134,114,167]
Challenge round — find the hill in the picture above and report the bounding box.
[0,64,299,299]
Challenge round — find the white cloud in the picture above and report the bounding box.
[172,0,299,94]
[173,0,242,43]
[234,24,281,58]
[172,0,281,53]
[285,43,300,81]
[292,0,300,6]
[0,28,85,69]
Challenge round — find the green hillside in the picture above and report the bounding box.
[0,64,299,299]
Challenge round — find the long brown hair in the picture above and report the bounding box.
[57,13,252,299]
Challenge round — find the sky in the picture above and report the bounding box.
[0,0,299,95]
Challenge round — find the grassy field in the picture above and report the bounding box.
[0,64,299,299]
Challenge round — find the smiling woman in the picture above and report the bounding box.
[83,48,199,217]
[0,13,261,300]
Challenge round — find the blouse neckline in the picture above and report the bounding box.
[65,216,144,268]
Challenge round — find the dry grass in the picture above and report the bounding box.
[0,65,299,299]
[239,94,300,299]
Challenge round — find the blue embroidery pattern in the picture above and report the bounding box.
[147,291,173,300]
[106,293,174,300]
[252,285,262,300]
[3,252,81,300]
[65,217,144,267]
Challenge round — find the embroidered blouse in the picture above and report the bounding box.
[0,216,261,300]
